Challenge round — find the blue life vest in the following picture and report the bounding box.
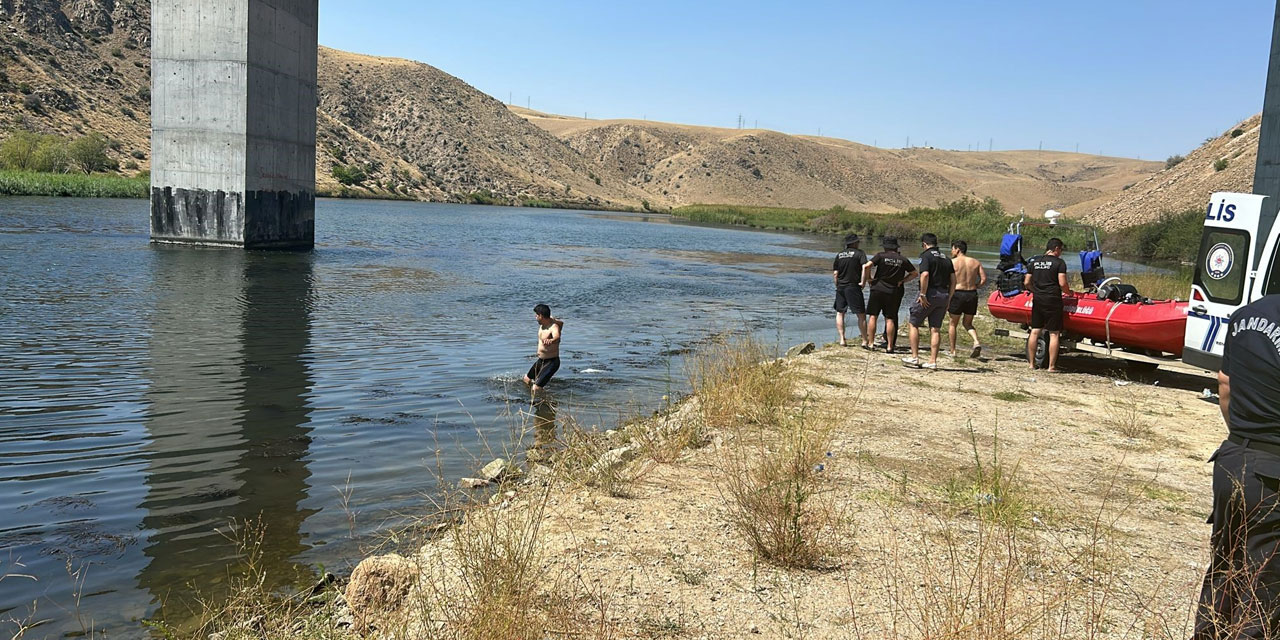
[1080,250,1101,272]
[999,233,1022,259]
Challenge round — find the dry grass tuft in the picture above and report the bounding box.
[409,484,615,640]
[943,420,1036,528]
[688,332,844,568]
[1105,386,1155,440]
[173,519,350,640]
[549,418,650,498]
[687,331,792,430]
[720,408,843,568]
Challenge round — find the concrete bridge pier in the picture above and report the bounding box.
[150,0,318,249]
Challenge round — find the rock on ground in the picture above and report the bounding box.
[785,342,816,357]
[345,553,418,632]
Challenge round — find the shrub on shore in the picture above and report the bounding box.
[1,130,117,174]
[1104,208,1204,264]
[674,196,1016,246]
[675,198,1212,270]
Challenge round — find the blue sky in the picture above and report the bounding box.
[317,0,1275,160]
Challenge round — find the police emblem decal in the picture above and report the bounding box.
[1206,243,1235,280]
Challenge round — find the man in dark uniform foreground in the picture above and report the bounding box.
[832,234,869,348]
[863,236,917,354]
[1196,294,1280,639]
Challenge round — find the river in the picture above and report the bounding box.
[0,197,857,636]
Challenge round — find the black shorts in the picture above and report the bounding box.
[526,357,560,387]
[1030,298,1064,332]
[834,285,865,314]
[948,290,979,316]
[867,289,904,319]
[909,289,951,329]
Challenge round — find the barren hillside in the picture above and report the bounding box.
[0,0,152,170]
[314,48,645,206]
[514,107,1160,214]
[1069,115,1259,229]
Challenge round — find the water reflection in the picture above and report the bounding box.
[138,249,317,614]
[527,396,558,465]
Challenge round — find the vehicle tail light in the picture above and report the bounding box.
[1192,288,1205,301]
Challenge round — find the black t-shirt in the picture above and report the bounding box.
[1222,295,1280,444]
[917,247,953,293]
[1027,254,1067,301]
[868,250,916,294]
[832,248,867,287]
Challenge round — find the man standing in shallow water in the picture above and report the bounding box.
[523,304,563,394]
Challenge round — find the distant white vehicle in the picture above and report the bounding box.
[1184,191,1280,371]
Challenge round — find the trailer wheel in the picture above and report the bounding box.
[1031,332,1050,370]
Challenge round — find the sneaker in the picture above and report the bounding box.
[971,345,982,359]
[922,362,938,370]
[901,357,921,368]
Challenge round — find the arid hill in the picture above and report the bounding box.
[515,107,1160,214]
[1069,115,1260,229]
[0,0,152,169]
[1,0,1161,213]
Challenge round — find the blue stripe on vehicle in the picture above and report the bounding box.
[1202,317,1220,352]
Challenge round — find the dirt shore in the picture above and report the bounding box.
[324,316,1224,639]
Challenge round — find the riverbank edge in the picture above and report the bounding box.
[195,323,1221,639]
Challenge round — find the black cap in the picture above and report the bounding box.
[882,236,899,249]
[844,233,860,246]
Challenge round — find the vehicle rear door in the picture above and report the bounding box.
[1185,192,1265,371]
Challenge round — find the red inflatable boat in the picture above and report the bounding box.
[986,290,1188,356]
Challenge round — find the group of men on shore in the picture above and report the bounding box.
[834,232,1079,372]
[832,232,987,369]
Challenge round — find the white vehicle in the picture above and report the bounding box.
[1183,191,1280,371]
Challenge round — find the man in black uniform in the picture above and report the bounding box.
[903,232,954,369]
[1023,238,1070,372]
[862,236,918,353]
[1195,294,1280,639]
[832,234,869,348]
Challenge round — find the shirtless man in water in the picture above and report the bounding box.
[523,304,563,393]
[947,240,987,358]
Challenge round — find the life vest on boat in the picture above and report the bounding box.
[996,233,1027,295]
[1080,250,1102,273]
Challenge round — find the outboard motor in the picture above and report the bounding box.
[1096,282,1144,304]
